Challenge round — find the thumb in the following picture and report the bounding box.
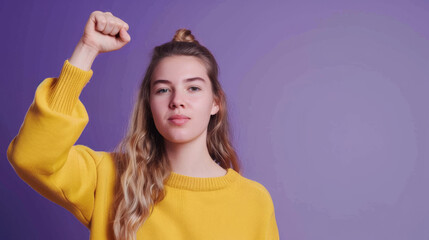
[119,28,131,43]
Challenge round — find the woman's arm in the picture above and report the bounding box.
[266,207,280,240]
[68,40,98,71]
[7,59,99,228]
[6,10,130,228]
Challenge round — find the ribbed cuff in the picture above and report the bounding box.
[47,59,93,115]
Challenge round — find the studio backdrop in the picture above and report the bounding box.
[1,0,429,239]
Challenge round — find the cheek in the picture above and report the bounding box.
[149,99,162,121]
[197,100,215,119]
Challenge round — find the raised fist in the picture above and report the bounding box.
[80,11,131,54]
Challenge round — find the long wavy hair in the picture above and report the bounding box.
[110,29,241,240]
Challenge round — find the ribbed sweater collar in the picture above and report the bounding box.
[165,168,240,191]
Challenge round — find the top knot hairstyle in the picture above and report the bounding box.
[172,28,200,44]
[111,28,241,240]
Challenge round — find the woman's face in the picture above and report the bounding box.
[149,55,219,144]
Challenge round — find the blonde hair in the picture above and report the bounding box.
[111,28,241,240]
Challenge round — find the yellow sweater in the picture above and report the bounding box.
[7,59,279,240]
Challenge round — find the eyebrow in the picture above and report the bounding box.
[151,77,206,87]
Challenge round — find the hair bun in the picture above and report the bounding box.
[172,28,199,44]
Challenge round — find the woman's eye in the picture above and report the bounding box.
[189,86,201,92]
[155,87,200,94]
[156,88,169,94]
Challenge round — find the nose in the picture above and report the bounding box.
[169,90,186,109]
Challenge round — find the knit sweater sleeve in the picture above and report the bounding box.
[261,185,280,240]
[6,59,102,229]
[266,205,280,240]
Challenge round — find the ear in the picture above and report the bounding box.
[210,99,220,115]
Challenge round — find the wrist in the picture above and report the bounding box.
[69,40,99,71]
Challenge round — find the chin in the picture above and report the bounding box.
[163,131,201,144]
[165,137,194,144]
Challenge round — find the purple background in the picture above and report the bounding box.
[1,0,429,239]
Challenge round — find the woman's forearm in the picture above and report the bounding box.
[68,40,99,71]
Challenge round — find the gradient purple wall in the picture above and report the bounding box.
[1,0,429,239]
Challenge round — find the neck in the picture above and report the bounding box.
[164,131,226,177]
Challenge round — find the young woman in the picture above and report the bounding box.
[7,11,279,240]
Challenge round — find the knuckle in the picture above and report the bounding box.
[117,19,128,29]
[98,17,107,25]
[94,11,104,18]
[108,19,116,26]
[113,17,121,24]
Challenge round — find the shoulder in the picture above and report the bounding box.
[71,145,116,170]
[91,151,119,177]
[236,173,275,210]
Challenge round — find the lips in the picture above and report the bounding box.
[168,114,190,120]
[168,114,190,126]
